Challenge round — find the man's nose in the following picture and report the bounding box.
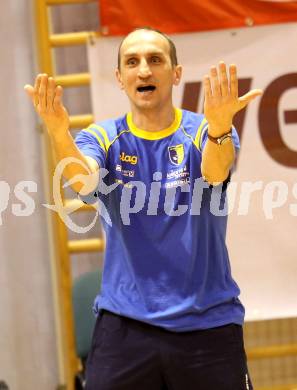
[138,59,152,78]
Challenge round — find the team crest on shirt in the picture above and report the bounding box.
[168,144,184,166]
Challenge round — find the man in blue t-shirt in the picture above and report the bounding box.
[25,27,262,390]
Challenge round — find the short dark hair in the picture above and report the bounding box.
[117,27,178,70]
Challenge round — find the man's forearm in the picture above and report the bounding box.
[201,137,235,184]
[49,130,99,194]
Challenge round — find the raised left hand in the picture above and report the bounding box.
[203,62,262,137]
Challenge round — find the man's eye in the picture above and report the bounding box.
[151,56,161,63]
[127,58,137,66]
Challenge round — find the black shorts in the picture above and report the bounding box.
[86,310,253,390]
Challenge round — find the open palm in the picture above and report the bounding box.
[203,62,262,137]
[24,74,69,136]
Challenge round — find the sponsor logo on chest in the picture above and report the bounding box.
[120,152,138,165]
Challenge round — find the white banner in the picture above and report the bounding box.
[87,23,297,321]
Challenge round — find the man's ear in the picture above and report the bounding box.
[173,65,183,86]
[115,68,124,90]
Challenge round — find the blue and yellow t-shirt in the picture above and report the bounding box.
[75,108,244,331]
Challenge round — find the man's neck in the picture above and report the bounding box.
[130,105,175,132]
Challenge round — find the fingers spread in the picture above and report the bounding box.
[218,61,229,97]
[24,84,35,101]
[210,66,221,97]
[238,89,263,109]
[203,75,212,101]
[38,74,48,112]
[229,64,238,98]
[53,85,63,112]
[34,74,43,107]
[46,77,56,112]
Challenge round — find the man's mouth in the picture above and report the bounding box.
[136,85,156,93]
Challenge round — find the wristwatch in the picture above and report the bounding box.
[208,131,232,145]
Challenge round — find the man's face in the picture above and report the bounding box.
[116,30,182,112]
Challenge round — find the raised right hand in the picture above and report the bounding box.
[24,74,69,138]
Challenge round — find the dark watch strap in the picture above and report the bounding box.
[208,131,232,145]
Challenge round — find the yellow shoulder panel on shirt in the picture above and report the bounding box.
[83,124,131,156]
[91,125,111,151]
[194,118,208,152]
[83,126,107,153]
